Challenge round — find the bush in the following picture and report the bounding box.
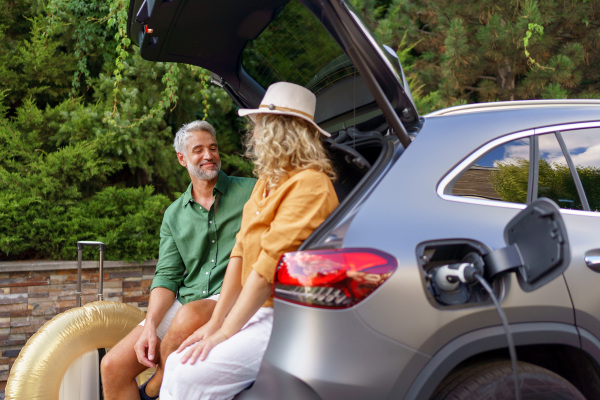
[0,107,170,262]
[0,0,253,263]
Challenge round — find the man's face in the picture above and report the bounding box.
[179,130,221,181]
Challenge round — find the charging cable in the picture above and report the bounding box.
[433,263,520,400]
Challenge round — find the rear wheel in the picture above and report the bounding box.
[431,360,585,400]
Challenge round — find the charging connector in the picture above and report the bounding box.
[433,262,479,291]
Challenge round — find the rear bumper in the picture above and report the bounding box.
[236,300,428,400]
[235,361,321,400]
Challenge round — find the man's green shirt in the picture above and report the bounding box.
[151,171,256,304]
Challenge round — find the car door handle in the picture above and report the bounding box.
[585,250,600,272]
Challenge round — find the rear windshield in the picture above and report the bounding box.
[241,1,349,95]
[241,0,380,131]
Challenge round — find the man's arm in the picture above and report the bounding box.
[134,287,176,368]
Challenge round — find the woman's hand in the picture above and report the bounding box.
[176,269,271,365]
[176,319,220,355]
[179,329,230,365]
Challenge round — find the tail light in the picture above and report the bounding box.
[274,248,397,309]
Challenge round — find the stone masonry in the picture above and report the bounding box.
[0,259,156,391]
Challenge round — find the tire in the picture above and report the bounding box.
[5,301,145,400]
[431,360,586,400]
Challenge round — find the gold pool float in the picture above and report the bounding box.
[5,301,145,399]
[5,241,147,399]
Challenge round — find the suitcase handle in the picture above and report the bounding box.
[76,241,105,307]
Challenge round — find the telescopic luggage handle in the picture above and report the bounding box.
[76,241,105,307]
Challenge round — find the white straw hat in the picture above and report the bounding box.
[238,82,330,137]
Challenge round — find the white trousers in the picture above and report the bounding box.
[159,307,274,400]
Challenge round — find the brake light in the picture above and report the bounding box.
[274,248,397,309]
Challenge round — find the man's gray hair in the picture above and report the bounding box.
[173,120,217,154]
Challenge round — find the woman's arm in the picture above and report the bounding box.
[220,269,271,337]
[179,269,271,364]
[176,257,243,357]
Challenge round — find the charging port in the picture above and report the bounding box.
[417,240,503,307]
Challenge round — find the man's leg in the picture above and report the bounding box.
[101,325,155,400]
[142,298,217,398]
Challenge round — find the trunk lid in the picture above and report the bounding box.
[127,0,420,144]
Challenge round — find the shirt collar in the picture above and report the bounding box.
[181,170,229,207]
[214,170,229,195]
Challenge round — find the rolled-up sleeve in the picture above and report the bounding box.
[230,231,244,259]
[151,219,185,294]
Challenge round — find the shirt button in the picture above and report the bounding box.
[202,290,206,294]
[205,272,209,275]
[211,259,215,263]
[209,221,213,224]
[211,240,215,243]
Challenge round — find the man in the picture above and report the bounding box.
[100,120,256,400]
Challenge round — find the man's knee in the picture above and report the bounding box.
[101,326,143,380]
[100,347,121,380]
[161,300,216,353]
[171,300,215,335]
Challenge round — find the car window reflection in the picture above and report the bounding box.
[451,138,529,204]
[561,128,600,211]
[538,133,583,211]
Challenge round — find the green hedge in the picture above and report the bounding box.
[0,103,171,262]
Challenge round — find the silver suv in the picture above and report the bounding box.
[128,1,600,398]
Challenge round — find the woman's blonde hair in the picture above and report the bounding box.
[245,114,336,190]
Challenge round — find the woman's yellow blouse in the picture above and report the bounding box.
[230,169,339,307]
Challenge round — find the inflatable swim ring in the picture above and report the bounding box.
[5,301,145,400]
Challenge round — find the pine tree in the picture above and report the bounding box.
[374,0,600,111]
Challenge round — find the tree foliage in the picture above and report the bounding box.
[0,0,249,261]
[491,158,600,211]
[2,0,599,260]
[355,0,600,112]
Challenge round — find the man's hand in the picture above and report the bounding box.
[134,326,159,368]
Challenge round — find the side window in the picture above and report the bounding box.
[451,138,529,204]
[537,133,582,210]
[561,128,600,212]
[449,128,600,212]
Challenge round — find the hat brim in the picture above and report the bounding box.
[238,108,331,137]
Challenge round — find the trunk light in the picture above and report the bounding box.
[274,248,397,309]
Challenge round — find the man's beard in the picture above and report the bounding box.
[187,158,221,180]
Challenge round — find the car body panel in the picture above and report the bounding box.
[561,213,600,339]
[239,302,431,400]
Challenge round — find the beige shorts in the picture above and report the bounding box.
[138,293,220,339]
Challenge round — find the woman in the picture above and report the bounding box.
[159,81,339,399]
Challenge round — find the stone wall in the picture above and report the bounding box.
[0,259,156,391]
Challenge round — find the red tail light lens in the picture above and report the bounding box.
[274,248,397,309]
